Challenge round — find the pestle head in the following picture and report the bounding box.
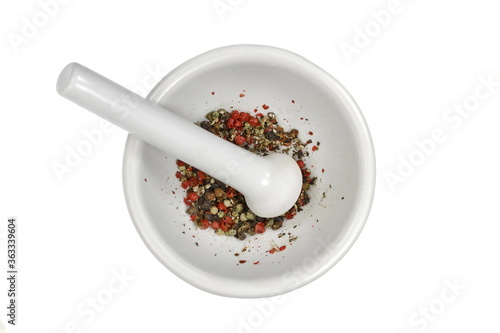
[243,153,303,218]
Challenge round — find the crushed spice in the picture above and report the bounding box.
[175,109,316,240]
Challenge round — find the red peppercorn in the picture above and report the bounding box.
[222,216,233,224]
[312,145,319,151]
[231,110,240,119]
[200,219,210,229]
[175,171,182,178]
[226,188,236,198]
[269,248,276,254]
[255,113,264,117]
[181,180,189,189]
[255,222,266,234]
[249,118,260,126]
[190,214,197,221]
[187,192,199,202]
[297,160,305,169]
[176,160,185,166]
[262,104,269,110]
[279,245,286,251]
[220,221,229,232]
[234,119,243,129]
[227,118,235,128]
[217,202,227,211]
[238,112,251,122]
[197,171,206,180]
[189,177,198,187]
[211,221,220,229]
[234,135,246,146]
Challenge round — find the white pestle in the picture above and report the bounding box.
[56,63,303,218]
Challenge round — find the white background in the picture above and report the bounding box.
[1,0,499,332]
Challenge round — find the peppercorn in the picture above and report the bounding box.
[175,109,317,240]
[186,206,199,216]
[214,187,224,198]
[265,130,278,140]
[187,192,199,202]
[204,213,215,221]
[204,190,215,201]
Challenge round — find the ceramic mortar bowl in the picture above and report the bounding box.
[123,45,375,298]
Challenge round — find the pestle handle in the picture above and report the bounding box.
[56,63,302,218]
